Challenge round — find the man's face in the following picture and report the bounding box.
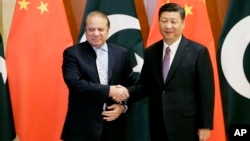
[159,11,185,45]
[85,15,109,48]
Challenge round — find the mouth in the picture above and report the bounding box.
[165,30,173,33]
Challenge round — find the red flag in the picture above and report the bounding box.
[147,0,226,141]
[6,0,72,140]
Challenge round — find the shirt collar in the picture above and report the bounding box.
[163,35,182,54]
[92,43,108,52]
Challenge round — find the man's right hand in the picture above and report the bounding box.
[109,85,129,103]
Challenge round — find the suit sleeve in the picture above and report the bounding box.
[62,48,109,103]
[197,47,215,129]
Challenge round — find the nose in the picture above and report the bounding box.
[93,29,99,36]
[164,22,172,28]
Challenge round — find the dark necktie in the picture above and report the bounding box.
[162,47,170,82]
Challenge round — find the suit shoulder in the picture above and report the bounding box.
[182,37,210,56]
[64,42,88,52]
[107,42,129,53]
[64,42,78,50]
[184,37,206,49]
[145,40,163,52]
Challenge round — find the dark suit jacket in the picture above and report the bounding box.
[129,36,215,141]
[61,41,135,141]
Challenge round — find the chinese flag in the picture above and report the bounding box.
[147,0,226,141]
[6,0,72,141]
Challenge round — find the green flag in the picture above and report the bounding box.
[79,0,149,141]
[218,0,250,139]
[0,34,16,140]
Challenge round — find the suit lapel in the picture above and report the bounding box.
[81,41,101,83]
[82,41,97,60]
[155,42,166,84]
[83,42,115,84]
[164,37,190,85]
[107,43,115,84]
[148,41,166,86]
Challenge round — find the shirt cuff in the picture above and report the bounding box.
[123,105,128,113]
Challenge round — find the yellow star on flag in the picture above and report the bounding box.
[184,4,193,16]
[37,1,49,14]
[18,0,30,11]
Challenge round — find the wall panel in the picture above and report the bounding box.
[207,0,229,48]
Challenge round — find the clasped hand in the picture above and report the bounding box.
[109,85,129,103]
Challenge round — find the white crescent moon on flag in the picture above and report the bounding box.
[80,14,143,73]
[221,16,250,99]
[0,56,7,84]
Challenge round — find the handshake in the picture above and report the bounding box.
[109,85,129,103]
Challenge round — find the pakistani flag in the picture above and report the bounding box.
[218,0,250,139]
[79,0,149,141]
[0,34,16,141]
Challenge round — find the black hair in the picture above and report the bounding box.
[84,11,110,30]
[158,3,185,20]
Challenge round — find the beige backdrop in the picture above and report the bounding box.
[1,0,15,52]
